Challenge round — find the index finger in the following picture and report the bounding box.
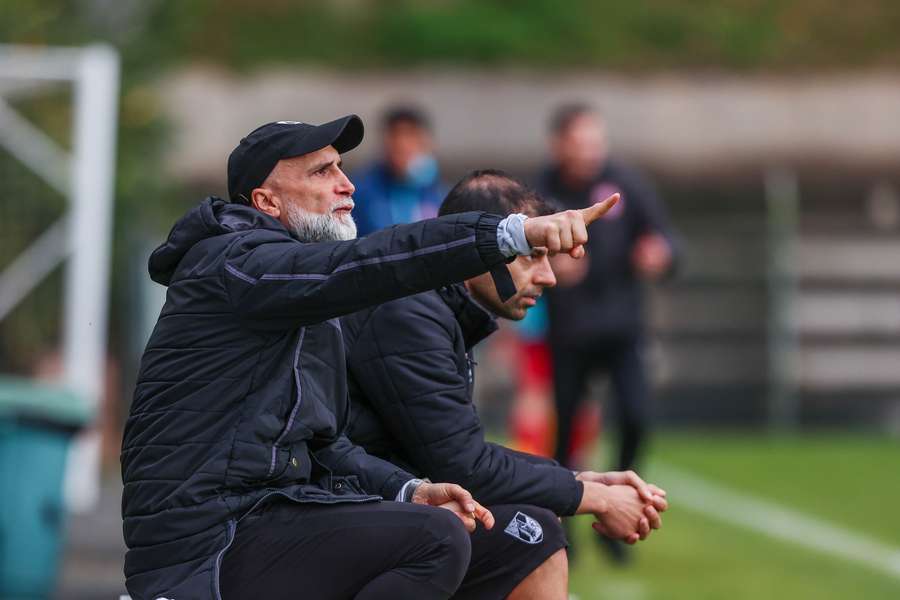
[580,193,620,225]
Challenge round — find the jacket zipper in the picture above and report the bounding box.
[267,327,306,478]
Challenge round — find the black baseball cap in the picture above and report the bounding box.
[227,114,364,203]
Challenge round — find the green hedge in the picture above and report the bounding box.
[5,0,900,71]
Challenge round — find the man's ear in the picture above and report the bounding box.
[251,187,281,219]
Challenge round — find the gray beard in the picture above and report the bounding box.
[285,203,357,242]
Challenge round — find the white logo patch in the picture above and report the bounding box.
[504,511,544,544]
[275,120,301,125]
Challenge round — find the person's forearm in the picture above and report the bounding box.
[427,443,584,516]
[226,212,518,326]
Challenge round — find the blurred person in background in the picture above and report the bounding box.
[536,103,680,562]
[343,170,668,599]
[351,105,446,236]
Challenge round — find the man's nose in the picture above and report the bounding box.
[534,257,557,288]
[336,168,355,196]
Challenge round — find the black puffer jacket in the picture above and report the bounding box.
[342,284,584,517]
[121,198,512,600]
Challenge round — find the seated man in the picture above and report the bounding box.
[121,117,613,600]
[343,170,668,600]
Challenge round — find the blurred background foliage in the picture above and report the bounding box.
[6,0,900,72]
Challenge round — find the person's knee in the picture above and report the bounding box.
[423,508,472,594]
[503,506,569,599]
[508,547,568,600]
[543,546,568,578]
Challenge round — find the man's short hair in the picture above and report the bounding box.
[549,102,596,136]
[382,104,431,131]
[439,169,555,218]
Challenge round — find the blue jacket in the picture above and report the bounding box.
[351,161,445,236]
[121,198,512,599]
[342,284,584,517]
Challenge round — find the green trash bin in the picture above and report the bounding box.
[0,376,93,599]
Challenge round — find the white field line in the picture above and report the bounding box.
[652,462,900,580]
[595,581,646,600]
[570,582,646,600]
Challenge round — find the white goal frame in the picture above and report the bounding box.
[0,44,119,512]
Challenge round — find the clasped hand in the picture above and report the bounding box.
[575,470,668,545]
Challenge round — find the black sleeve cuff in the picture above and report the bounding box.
[382,469,415,500]
[563,476,585,517]
[474,213,517,302]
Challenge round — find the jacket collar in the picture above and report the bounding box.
[437,283,498,350]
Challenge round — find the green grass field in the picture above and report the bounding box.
[567,431,900,599]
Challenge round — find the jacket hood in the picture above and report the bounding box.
[149,196,285,286]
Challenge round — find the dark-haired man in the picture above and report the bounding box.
[121,116,613,600]
[352,105,445,235]
[343,170,667,600]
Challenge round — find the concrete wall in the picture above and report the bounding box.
[159,67,900,186]
[156,67,900,427]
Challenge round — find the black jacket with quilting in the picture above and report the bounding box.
[121,197,513,600]
[342,284,584,518]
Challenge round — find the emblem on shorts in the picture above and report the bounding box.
[504,511,544,544]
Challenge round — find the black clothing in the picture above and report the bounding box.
[551,336,649,471]
[537,160,678,343]
[220,501,565,600]
[220,499,471,600]
[121,197,513,600]
[537,159,676,473]
[342,284,584,517]
[456,504,567,600]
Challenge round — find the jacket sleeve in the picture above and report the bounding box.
[348,295,584,516]
[223,211,513,330]
[311,433,412,500]
[486,442,561,467]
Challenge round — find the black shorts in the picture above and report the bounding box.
[454,504,568,600]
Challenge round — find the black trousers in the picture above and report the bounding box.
[220,499,471,600]
[551,335,650,472]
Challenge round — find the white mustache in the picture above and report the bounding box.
[332,200,355,212]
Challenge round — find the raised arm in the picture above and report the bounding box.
[225,194,619,330]
[224,211,510,329]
